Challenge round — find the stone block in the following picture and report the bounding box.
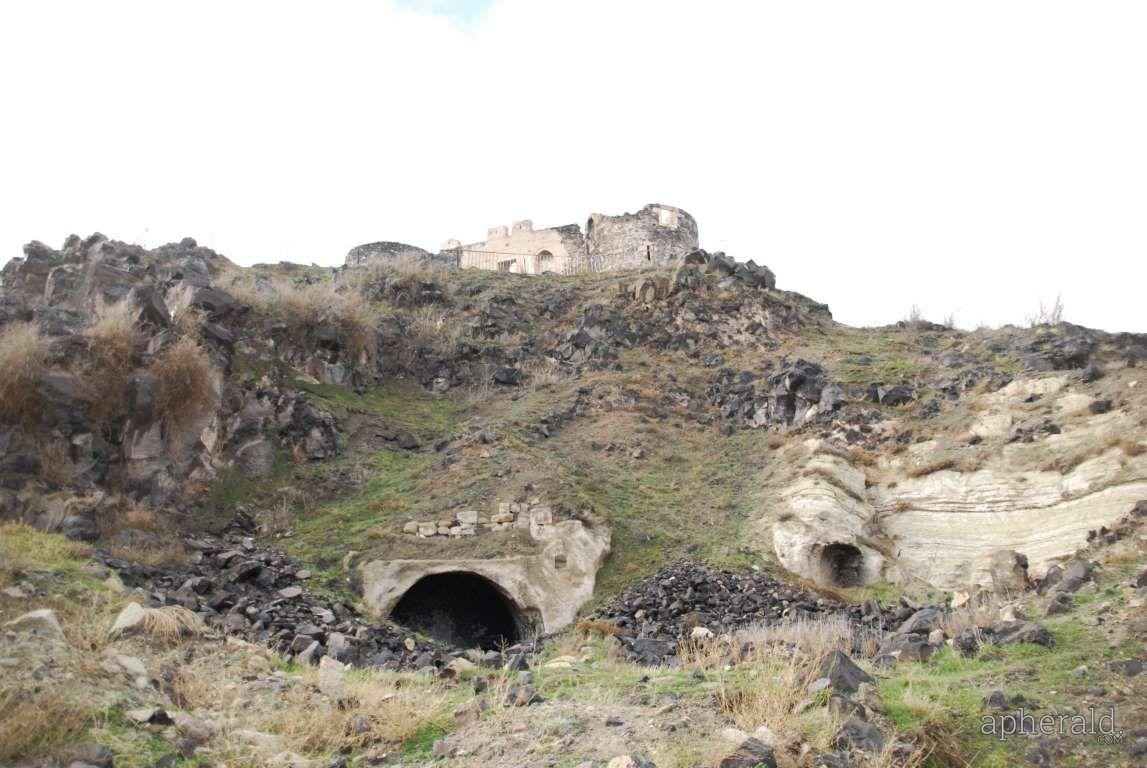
[456,509,479,525]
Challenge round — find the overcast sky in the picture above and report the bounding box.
[2,1,1144,331]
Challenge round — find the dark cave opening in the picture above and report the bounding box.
[821,542,864,587]
[390,572,523,650]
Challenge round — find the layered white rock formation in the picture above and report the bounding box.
[772,374,1147,590]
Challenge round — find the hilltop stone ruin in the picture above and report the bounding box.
[346,203,699,276]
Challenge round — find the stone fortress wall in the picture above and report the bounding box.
[344,241,433,268]
[344,204,699,276]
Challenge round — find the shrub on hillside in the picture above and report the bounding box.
[150,336,219,429]
[274,282,380,363]
[164,282,205,337]
[84,298,138,424]
[0,321,45,425]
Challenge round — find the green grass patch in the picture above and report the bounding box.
[0,522,89,575]
[291,378,458,438]
[401,721,450,758]
[285,449,436,577]
[552,427,764,598]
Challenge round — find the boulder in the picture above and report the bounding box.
[1045,592,1074,616]
[988,550,1030,594]
[318,655,346,699]
[895,607,944,637]
[5,608,65,641]
[191,286,239,320]
[834,718,885,754]
[109,602,147,638]
[877,385,915,406]
[503,681,543,707]
[492,367,522,386]
[606,758,656,768]
[719,737,777,768]
[59,742,114,768]
[816,650,873,693]
[990,619,1053,647]
[1056,559,1094,593]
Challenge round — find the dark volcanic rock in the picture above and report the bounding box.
[719,737,777,768]
[588,561,886,665]
[94,517,458,672]
[816,650,874,693]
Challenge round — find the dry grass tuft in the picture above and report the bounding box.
[86,296,137,368]
[575,617,623,637]
[0,686,94,763]
[523,357,564,390]
[109,604,208,642]
[83,297,138,424]
[939,599,999,637]
[175,653,447,759]
[0,321,46,425]
[714,652,827,733]
[259,670,448,753]
[405,305,466,353]
[353,253,449,299]
[681,614,883,670]
[96,503,158,537]
[150,336,220,430]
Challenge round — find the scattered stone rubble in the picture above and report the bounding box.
[95,515,464,671]
[400,499,556,538]
[588,560,889,665]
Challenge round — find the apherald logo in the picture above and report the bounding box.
[981,707,1123,744]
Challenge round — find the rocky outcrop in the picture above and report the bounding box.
[344,241,434,269]
[708,360,845,429]
[770,374,1147,590]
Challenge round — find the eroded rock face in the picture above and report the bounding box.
[361,516,610,635]
[771,454,887,588]
[771,374,1147,590]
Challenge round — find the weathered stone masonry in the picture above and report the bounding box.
[345,203,700,276]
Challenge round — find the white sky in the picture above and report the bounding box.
[1,1,1144,331]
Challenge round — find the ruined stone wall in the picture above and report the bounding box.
[455,220,581,275]
[442,203,699,276]
[344,241,434,268]
[583,204,699,272]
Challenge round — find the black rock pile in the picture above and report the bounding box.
[707,359,844,429]
[588,560,886,664]
[98,516,455,671]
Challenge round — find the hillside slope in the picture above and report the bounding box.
[2,234,1146,766]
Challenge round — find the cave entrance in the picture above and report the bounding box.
[390,572,524,650]
[820,543,864,587]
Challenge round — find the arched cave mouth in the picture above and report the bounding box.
[820,543,864,587]
[390,572,525,650]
